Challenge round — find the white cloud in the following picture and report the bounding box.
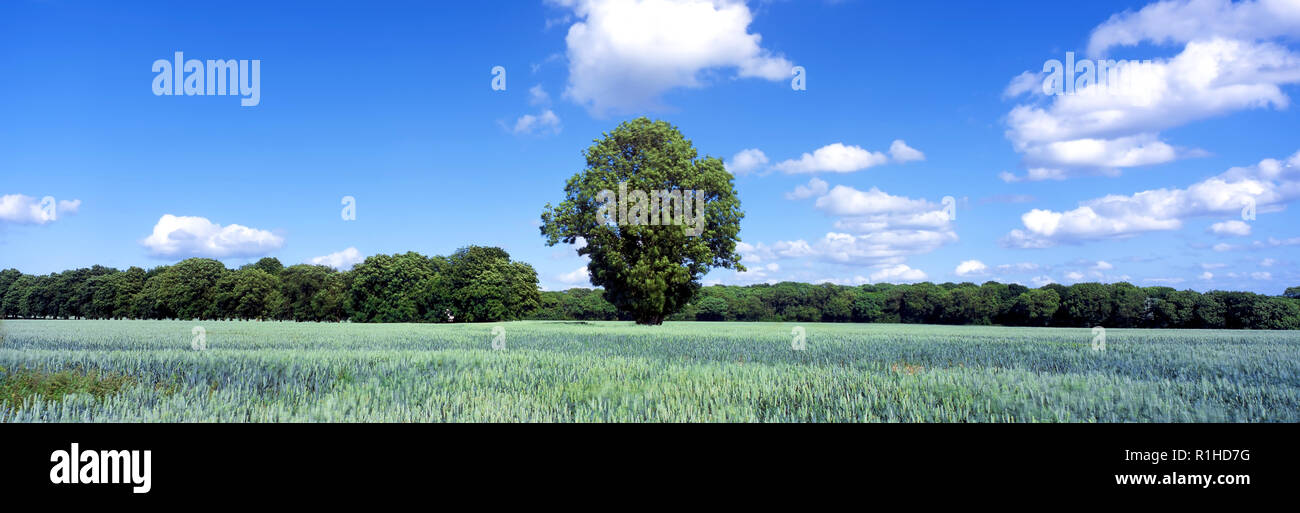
[772,143,889,174]
[141,214,284,259]
[869,264,927,283]
[511,109,562,135]
[1207,219,1252,237]
[784,177,829,200]
[814,185,933,217]
[1005,31,1300,177]
[0,194,80,225]
[1003,70,1042,98]
[1252,271,1273,280]
[1094,260,1114,270]
[726,148,769,175]
[1261,258,1277,267]
[557,265,591,285]
[733,262,780,283]
[742,181,956,281]
[954,260,988,276]
[998,262,1042,273]
[1144,277,1186,285]
[529,84,551,106]
[1065,271,1086,282]
[813,275,872,286]
[999,168,1068,183]
[1254,236,1300,247]
[735,241,768,264]
[748,184,960,269]
[309,247,365,270]
[553,0,793,115]
[1200,271,1215,280]
[1087,0,1300,57]
[774,230,956,267]
[1003,150,1300,247]
[888,139,926,163]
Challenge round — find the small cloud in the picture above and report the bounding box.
[999,168,1066,183]
[888,140,925,163]
[557,265,590,285]
[773,143,889,174]
[954,259,988,277]
[0,194,81,225]
[1207,220,1251,237]
[1144,277,1185,285]
[870,264,927,283]
[141,214,284,259]
[511,109,562,136]
[309,247,364,270]
[1003,70,1042,98]
[726,148,769,176]
[528,84,551,106]
[784,177,829,200]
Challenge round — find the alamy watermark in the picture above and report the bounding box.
[596,182,707,236]
[152,52,261,106]
[1042,52,1153,97]
[341,196,357,221]
[491,66,507,91]
[191,326,206,351]
[491,326,505,350]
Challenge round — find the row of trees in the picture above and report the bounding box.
[533,281,1300,330]
[0,246,540,323]
[3,254,1297,329]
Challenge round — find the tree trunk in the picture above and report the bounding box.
[635,315,665,325]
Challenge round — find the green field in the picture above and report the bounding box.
[1,320,1297,422]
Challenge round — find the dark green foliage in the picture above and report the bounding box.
[0,255,1294,329]
[540,118,745,324]
[1062,282,1111,327]
[0,246,537,324]
[527,281,1298,329]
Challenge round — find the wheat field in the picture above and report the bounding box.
[1,320,1296,422]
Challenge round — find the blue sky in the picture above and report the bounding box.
[1,0,1298,293]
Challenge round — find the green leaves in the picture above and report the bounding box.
[346,247,539,323]
[540,118,745,324]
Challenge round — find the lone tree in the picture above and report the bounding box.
[540,118,745,325]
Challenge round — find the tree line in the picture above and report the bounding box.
[0,246,540,323]
[3,250,1298,329]
[534,281,1300,330]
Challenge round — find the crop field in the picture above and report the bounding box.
[0,319,1297,422]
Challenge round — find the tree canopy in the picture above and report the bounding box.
[540,118,745,324]
[0,253,1295,330]
[0,247,538,323]
[529,280,1300,330]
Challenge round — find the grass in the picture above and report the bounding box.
[0,319,1296,422]
[0,366,139,408]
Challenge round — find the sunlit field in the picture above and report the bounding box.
[1,320,1296,422]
